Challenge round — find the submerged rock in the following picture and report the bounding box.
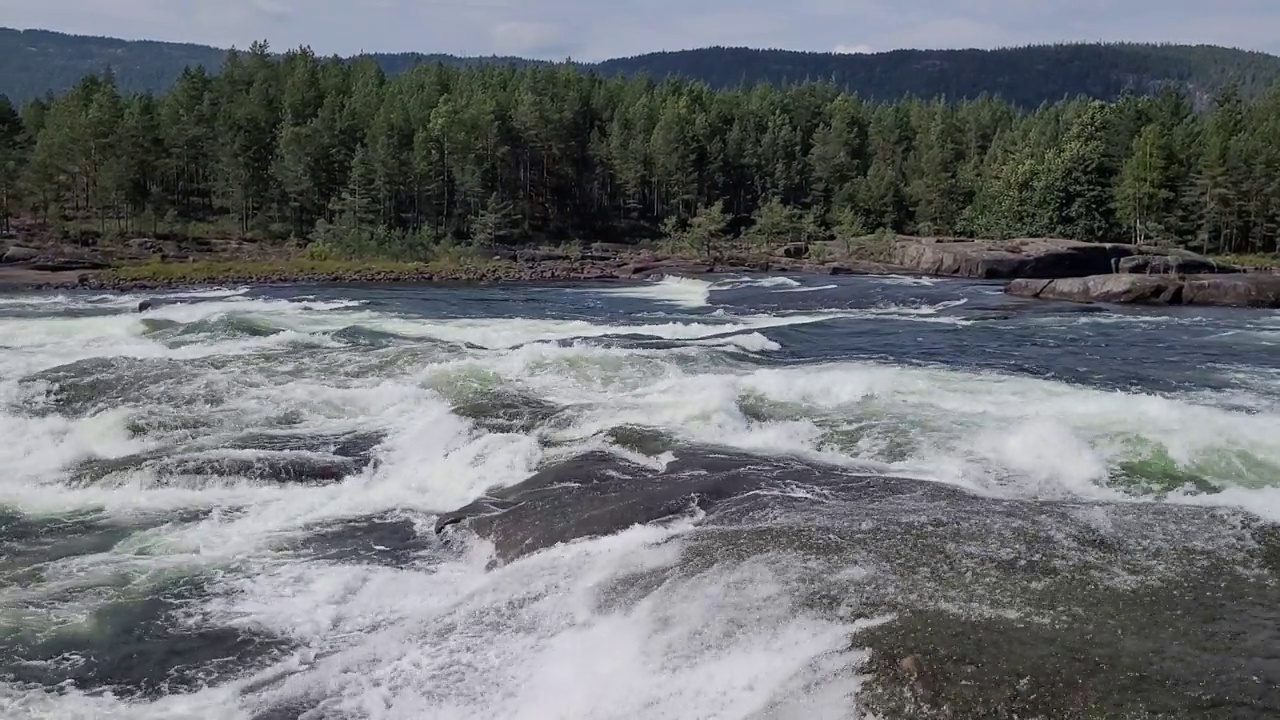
[433,444,1280,718]
[0,574,288,698]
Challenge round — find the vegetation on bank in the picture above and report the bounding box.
[99,257,467,283]
[4,44,1280,266]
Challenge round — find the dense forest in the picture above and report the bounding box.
[6,27,1280,109]
[2,42,1280,260]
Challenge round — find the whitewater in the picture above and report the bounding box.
[1,273,1278,719]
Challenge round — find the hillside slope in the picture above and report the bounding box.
[3,27,1280,108]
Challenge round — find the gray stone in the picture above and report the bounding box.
[1,245,40,264]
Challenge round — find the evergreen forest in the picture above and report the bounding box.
[2,42,1280,260]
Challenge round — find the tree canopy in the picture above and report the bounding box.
[4,44,1280,258]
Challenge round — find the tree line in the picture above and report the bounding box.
[1,42,1279,260]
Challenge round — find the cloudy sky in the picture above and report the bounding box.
[2,0,1278,60]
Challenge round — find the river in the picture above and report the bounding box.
[1,273,1278,718]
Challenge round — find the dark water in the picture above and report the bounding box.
[0,273,1278,718]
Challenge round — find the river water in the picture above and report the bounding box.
[1,274,1278,719]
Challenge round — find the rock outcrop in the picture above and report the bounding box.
[892,237,1244,280]
[892,238,1132,279]
[1181,274,1280,308]
[2,245,40,263]
[1116,253,1242,275]
[1008,273,1280,308]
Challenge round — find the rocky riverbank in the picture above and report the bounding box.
[882,236,1280,308]
[0,237,905,292]
[6,233,1276,309]
[889,236,1252,279]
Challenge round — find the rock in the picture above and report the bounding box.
[898,655,926,678]
[137,300,153,313]
[516,249,569,263]
[1117,254,1243,275]
[1007,275,1184,304]
[892,237,1136,279]
[1008,272,1280,308]
[29,258,112,272]
[1182,274,1280,308]
[2,245,40,264]
[774,242,808,260]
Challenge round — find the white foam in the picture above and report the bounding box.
[777,284,838,294]
[591,274,804,309]
[3,285,1280,718]
[592,275,714,308]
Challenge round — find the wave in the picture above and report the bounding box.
[4,281,1280,717]
[590,274,808,309]
[776,283,837,294]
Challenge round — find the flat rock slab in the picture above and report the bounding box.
[1008,274,1183,304]
[1007,273,1280,308]
[1,245,40,264]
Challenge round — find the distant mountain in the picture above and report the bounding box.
[4,26,1280,108]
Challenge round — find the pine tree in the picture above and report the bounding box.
[0,94,23,232]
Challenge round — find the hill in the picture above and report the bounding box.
[591,44,1280,107]
[3,27,1280,108]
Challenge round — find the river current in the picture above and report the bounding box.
[1,273,1278,718]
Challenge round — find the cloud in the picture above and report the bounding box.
[0,0,1278,60]
[834,44,874,54]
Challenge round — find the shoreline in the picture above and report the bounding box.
[0,256,902,293]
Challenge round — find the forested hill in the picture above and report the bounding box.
[593,44,1280,107]
[4,26,1280,108]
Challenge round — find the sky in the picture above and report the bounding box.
[2,0,1279,61]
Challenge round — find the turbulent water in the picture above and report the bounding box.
[2,273,1279,719]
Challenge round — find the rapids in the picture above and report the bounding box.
[1,274,1278,718]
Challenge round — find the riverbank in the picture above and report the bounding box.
[0,251,902,292]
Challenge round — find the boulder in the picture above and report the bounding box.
[2,245,40,264]
[1182,274,1280,308]
[515,249,570,263]
[774,242,809,260]
[892,238,1135,279]
[1007,275,1184,304]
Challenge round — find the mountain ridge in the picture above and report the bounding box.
[4,26,1280,108]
